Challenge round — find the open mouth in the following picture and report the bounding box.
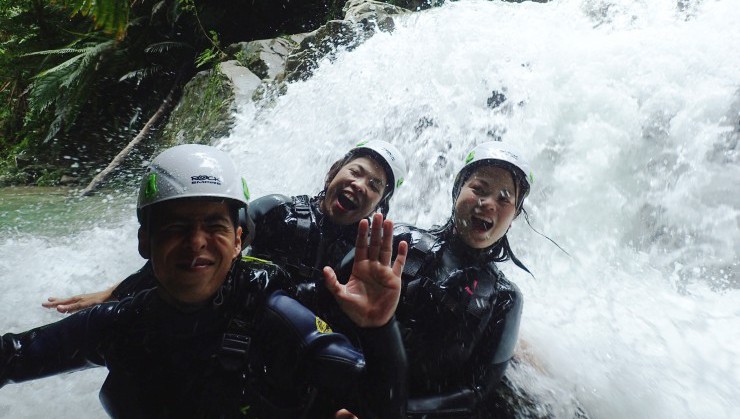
[471,216,492,232]
[337,192,359,211]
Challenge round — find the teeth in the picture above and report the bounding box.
[343,191,357,205]
[473,216,492,230]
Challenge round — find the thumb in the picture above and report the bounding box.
[323,266,342,298]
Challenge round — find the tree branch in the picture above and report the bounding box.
[78,77,181,196]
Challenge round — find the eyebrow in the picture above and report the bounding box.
[165,213,232,225]
[352,163,386,188]
[471,177,514,191]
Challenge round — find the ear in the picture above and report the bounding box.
[138,227,151,259]
[233,226,242,258]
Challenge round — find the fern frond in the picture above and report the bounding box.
[34,53,86,79]
[23,47,88,57]
[144,41,191,55]
[118,65,165,82]
[59,0,130,38]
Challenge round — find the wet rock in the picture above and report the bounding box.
[487,90,507,109]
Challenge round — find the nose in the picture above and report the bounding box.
[476,195,496,212]
[186,225,208,251]
[350,177,368,195]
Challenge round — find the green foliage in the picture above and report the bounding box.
[2,0,357,185]
[57,0,131,38]
[195,31,225,68]
[25,38,117,142]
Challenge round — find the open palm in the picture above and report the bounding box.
[323,213,408,328]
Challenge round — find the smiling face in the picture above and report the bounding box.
[139,200,242,305]
[453,165,519,249]
[321,156,388,225]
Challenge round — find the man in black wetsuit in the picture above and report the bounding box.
[1,144,408,418]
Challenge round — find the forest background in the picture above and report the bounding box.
[0,0,433,188]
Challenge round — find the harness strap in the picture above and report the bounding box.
[288,195,318,278]
[218,317,252,372]
[293,195,312,243]
[403,231,438,278]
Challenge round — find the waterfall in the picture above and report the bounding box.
[1,0,737,417]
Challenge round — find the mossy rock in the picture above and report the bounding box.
[160,67,236,146]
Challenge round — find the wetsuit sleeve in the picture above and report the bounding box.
[258,291,407,419]
[407,284,523,418]
[110,262,157,300]
[0,303,118,387]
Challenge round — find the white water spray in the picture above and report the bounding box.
[1,1,738,417]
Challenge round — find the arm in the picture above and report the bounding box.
[260,291,407,419]
[42,262,156,313]
[321,213,408,418]
[1,303,117,387]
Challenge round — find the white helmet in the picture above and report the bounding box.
[137,143,249,211]
[352,140,407,193]
[453,141,534,210]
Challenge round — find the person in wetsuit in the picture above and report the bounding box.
[390,141,533,418]
[2,144,409,418]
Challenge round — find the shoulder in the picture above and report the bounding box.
[490,268,523,310]
[248,194,292,220]
[393,223,436,244]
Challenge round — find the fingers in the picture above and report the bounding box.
[379,218,394,266]
[42,296,77,309]
[354,219,370,261]
[392,240,408,277]
[367,213,383,261]
[323,266,342,298]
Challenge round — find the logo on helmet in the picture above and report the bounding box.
[465,151,475,164]
[191,175,222,185]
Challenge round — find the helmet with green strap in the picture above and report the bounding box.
[452,141,534,212]
[137,144,253,245]
[343,140,407,216]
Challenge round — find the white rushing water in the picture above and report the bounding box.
[1,0,738,417]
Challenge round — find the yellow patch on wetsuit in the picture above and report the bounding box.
[315,317,332,334]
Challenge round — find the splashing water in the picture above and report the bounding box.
[1,0,738,417]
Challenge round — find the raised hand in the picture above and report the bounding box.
[323,213,408,328]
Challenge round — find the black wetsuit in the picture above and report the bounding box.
[392,224,522,418]
[247,194,358,282]
[0,258,407,419]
